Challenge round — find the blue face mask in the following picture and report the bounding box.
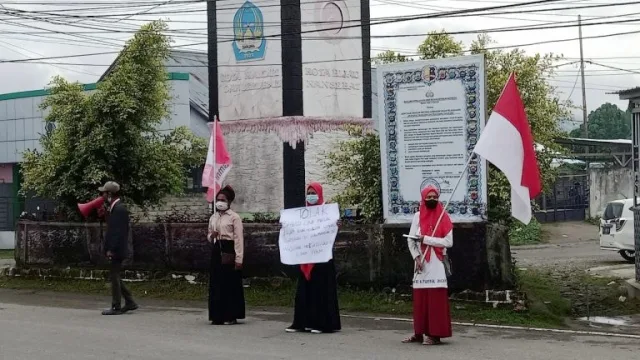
[306,194,319,205]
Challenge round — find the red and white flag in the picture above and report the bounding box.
[473,73,542,224]
[202,117,232,202]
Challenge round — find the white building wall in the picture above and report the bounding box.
[223,132,284,213]
[589,167,633,218]
[0,78,191,164]
[0,94,49,163]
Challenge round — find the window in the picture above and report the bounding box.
[603,202,624,220]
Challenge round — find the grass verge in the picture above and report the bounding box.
[509,219,547,246]
[518,268,640,321]
[0,274,567,329]
[0,250,14,260]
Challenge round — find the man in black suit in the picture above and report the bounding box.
[99,181,138,316]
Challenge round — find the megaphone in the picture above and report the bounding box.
[77,196,105,218]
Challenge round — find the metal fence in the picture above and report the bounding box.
[534,174,589,223]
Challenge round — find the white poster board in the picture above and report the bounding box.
[278,203,340,265]
[377,55,488,224]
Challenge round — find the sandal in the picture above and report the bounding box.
[402,334,423,343]
[422,337,442,346]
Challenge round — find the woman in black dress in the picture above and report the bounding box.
[285,182,341,334]
[207,185,245,325]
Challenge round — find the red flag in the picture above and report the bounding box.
[473,73,541,224]
[202,118,232,202]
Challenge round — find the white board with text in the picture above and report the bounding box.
[278,203,340,265]
[377,55,488,224]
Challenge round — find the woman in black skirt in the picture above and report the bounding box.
[285,182,341,334]
[207,185,245,325]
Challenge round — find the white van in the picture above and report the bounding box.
[600,198,636,263]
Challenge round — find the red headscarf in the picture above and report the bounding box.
[300,182,325,280]
[418,185,453,262]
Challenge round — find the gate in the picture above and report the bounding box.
[534,174,589,223]
[0,183,14,231]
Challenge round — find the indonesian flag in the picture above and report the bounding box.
[202,117,232,202]
[473,73,542,224]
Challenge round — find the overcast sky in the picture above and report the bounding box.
[0,0,637,131]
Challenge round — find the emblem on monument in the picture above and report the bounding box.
[314,0,350,44]
[232,1,266,62]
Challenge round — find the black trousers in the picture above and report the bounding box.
[110,260,134,308]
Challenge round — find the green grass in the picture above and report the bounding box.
[517,268,640,324]
[4,267,634,329]
[509,219,547,246]
[517,269,571,327]
[0,250,14,260]
[0,274,567,329]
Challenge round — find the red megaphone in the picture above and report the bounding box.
[77,196,105,218]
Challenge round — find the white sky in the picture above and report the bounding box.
[0,0,637,130]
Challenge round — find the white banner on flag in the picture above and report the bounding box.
[278,203,340,265]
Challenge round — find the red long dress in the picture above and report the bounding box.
[410,186,453,339]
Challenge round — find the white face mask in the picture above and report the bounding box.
[215,201,229,211]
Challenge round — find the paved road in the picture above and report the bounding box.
[512,222,625,272]
[0,290,639,359]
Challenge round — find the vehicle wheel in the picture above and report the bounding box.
[619,250,635,263]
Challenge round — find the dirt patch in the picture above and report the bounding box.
[542,222,599,245]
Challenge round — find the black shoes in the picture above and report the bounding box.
[102,307,123,316]
[121,302,139,313]
[102,302,138,316]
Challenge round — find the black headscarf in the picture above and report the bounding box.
[218,185,235,203]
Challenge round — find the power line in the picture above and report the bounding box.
[5,0,633,23]
[0,0,571,64]
[587,61,640,76]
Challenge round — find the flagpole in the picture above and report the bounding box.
[414,153,475,276]
[212,115,217,217]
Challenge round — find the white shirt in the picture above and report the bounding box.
[407,212,453,289]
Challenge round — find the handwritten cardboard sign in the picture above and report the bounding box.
[278,203,340,265]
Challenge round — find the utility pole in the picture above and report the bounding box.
[578,15,590,224]
[579,15,588,139]
[206,0,218,125]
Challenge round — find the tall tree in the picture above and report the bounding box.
[417,30,464,59]
[372,50,412,65]
[325,32,567,223]
[21,20,207,219]
[569,103,631,139]
[470,34,567,220]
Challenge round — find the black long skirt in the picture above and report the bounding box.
[289,260,341,333]
[208,240,245,324]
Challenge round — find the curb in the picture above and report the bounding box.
[341,314,640,339]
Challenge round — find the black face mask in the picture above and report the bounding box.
[425,200,438,209]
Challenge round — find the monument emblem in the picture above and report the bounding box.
[232,1,266,62]
[313,0,350,44]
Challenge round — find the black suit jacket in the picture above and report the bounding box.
[104,201,130,261]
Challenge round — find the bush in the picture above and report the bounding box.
[509,219,543,246]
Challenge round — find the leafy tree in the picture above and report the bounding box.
[470,34,568,221]
[373,50,412,65]
[417,30,463,59]
[324,126,382,222]
[21,20,207,219]
[569,103,631,140]
[325,32,567,223]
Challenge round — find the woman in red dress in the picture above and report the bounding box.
[402,185,453,345]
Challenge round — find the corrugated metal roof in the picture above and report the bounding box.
[164,50,209,118]
[617,87,640,100]
[556,137,632,147]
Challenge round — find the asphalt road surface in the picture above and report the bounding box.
[0,289,639,360]
[512,222,625,272]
